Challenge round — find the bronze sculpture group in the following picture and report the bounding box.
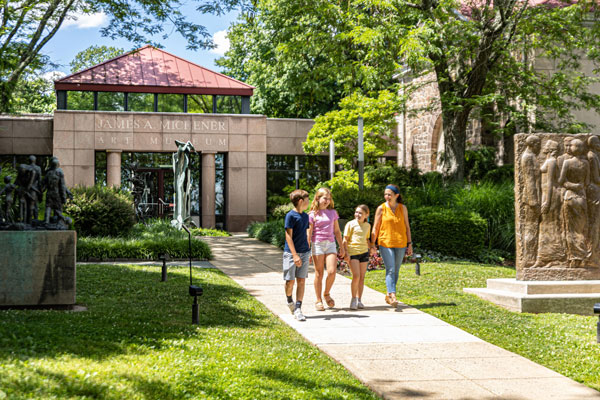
[519,134,600,269]
[0,156,71,229]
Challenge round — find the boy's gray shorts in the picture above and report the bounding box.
[282,251,310,281]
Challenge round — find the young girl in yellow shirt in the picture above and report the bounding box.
[343,204,373,310]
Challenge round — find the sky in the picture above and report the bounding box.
[42,5,240,79]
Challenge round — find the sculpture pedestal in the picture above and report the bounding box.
[0,231,76,307]
[464,279,600,315]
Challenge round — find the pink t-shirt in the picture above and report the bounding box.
[309,209,339,243]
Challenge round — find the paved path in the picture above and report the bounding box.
[203,234,600,400]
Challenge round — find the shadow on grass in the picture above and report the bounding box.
[411,302,457,309]
[0,264,270,362]
[252,366,376,399]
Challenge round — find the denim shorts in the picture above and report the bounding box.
[312,240,337,256]
[350,251,369,263]
[282,251,310,280]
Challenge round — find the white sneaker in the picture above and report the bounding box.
[287,301,295,314]
[350,297,358,310]
[294,308,306,321]
[357,299,365,309]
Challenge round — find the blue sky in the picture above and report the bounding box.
[43,6,240,77]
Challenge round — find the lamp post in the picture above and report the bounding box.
[594,303,600,343]
[182,224,202,324]
[358,117,364,190]
[329,138,335,180]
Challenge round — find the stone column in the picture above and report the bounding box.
[106,150,122,187]
[202,152,216,228]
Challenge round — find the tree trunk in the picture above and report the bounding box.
[438,110,471,181]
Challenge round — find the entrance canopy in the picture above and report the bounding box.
[55,45,254,96]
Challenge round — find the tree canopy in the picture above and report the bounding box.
[0,0,243,113]
[69,45,124,73]
[220,0,600,180]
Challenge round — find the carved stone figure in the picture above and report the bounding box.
[172,140,195,229]
[43,157,68,225]
[533,140,566,267]
[558,138,590,267]
[15,155,42,224]
[587,136,600,261]
[0,175,16,223]
[520,135,541,266]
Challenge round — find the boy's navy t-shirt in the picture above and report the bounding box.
[284,210,309,253]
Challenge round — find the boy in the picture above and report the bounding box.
[283,189,310,321]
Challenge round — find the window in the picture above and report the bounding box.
[128,93,154,112]
[67,91,94,111]
[98,92,124,111]
[216,95,241,114]
[158,94,184,113]
[95,151,107,186]
[215,153,226,229]
[188,94,213,113]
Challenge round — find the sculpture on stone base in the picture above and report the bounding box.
[516,133,600,280]
[171,140,195,230]
[0,155,71,230]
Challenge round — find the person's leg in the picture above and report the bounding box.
[349,259,360,298]
[295,278,305,303]
[313,254,325,303]
[389,247,407,302]
[358,261,368,300]
[379,246,396,295]
[323,252,337,306]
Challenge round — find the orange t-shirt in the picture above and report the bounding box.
[378,202,407,248]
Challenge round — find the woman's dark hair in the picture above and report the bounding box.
[386,184,403,204]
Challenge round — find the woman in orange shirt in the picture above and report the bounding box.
[370,184,413,307]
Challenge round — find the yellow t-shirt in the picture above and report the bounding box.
[343,219,371,256]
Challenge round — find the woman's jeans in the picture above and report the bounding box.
[379,246,407,294]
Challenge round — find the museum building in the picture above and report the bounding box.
[0,46,329,231]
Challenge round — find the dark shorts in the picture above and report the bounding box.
[350,251,369,263]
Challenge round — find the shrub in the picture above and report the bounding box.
[247,220,286,249]
[327,187,383,220]
[65,185,136,237]
[77,236,212,261]
[453,181,515,254]
[272,203,294,219]
[410,207,487,259]
[365,165,424,188]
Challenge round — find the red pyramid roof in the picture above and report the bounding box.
[54,45,254,96]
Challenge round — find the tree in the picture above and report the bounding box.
[217,0,407,118]
[0,0,243,113]
[69,45,124,73]
[221,0,600,180]
[303,91,401,168]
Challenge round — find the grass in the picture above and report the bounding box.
[0,264,377,400]
[363,262,600,391]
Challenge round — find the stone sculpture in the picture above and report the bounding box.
[516,133,600,280]
[172,140,195,229]
[43,156,69,226]
[0,155,71,230]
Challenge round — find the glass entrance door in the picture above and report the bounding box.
[130,167,174,219]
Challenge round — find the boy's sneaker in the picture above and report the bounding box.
[294,308,306,321]
[287,301,295,314]
[357,299,365,309]
[350,297,358,310]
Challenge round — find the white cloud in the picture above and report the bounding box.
[210,30,230,56]
[62,11,108,29]
[42,71,67,82]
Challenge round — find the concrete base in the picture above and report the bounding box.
[0,231,76,306]
[464,279,600,315]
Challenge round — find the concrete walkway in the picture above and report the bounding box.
[203,234,600,400]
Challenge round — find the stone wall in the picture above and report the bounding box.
[0,231,76,306]
[0,115,53,156]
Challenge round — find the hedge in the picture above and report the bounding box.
[247,219,286,249]
[410,207,487,259]
[77,236,212,261]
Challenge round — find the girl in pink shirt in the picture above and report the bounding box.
[308,187,345,310]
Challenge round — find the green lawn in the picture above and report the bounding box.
[0,265,378,400]
[363,262,600,391]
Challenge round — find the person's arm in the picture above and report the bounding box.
[307,213,314,249]
[402,204,413,256]
[285,228,302,267]
[370,206,383,254]
[342,223,351,262]
[334,219,345,258]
